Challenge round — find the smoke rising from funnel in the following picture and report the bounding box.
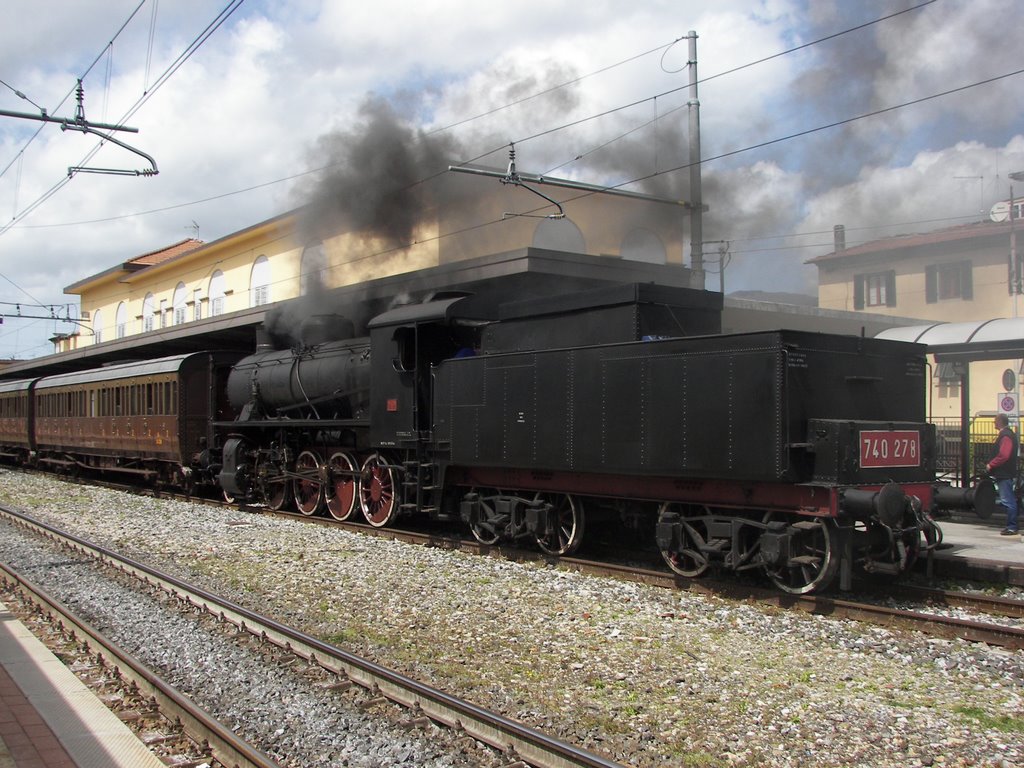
[297,95,464,248]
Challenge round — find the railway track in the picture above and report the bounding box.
[0,562,280,768]
[18,471,1024,649]
[251,508,1024,650]
[0,504,627,768]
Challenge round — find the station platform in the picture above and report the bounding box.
[925,516,1024,586]
[0,601,164,768]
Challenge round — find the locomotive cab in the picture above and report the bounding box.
[367,294,493,448]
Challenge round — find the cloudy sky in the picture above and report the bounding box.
[1,0,1022,359]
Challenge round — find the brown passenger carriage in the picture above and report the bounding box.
[33,352,240,486]
[0,378,36,463]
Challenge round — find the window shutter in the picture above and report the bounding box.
[885,270,897,307]
[853,274,864,310]
[925,265,938,303]
[960,261,973,300]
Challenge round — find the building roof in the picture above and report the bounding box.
[875,317,1024,362]
[806,219,1017,265]
[128,238,204,267]
[64,238,205,293]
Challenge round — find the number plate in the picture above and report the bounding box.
[859,430,921,468]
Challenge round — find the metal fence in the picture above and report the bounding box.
[932,416,1006,484]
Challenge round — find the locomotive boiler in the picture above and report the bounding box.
[219,316,374,517]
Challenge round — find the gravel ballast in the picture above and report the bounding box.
[0,467,1022,768]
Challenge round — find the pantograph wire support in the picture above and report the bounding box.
[499,144,565,220]
[61,80,159,178]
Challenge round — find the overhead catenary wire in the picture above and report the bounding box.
[0,0,245,239]
[8,61,1018,314]
[0,0,148,184]
[9,0,945,234]
[0,0,1000,355]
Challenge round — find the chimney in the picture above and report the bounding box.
[833,225,846,253]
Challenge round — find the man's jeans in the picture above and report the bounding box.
[995,477,1019,531]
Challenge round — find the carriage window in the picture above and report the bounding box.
[90,390,96,417]
[114,387,122,416]
[130,385,138,416]
[169,381,177,414]
[146,383,153,414]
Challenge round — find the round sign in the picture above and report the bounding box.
[1001,395,1017,413]
[1004,369,1017,391]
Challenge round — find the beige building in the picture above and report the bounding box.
[62,179,688,353]
[808,215,1024,421]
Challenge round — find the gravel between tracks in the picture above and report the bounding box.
[1,468,1023,768]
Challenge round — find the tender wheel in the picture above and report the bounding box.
[469,489,507,545]
[293,450,324,516]
[359,453,400,527]
[325,452,359,521]
[534,493,584,556]
[762,516,840,595]
[657,503,711,578]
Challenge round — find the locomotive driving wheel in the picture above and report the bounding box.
[359,453,400,527]
[325,451,359,521]
[762,515,840,595]
[656,503,711,578]
[263,477,291,511]
[534,493,584,556]
[292,450,324,516]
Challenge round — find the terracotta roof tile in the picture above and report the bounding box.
[127,238,204,267]
[807,219,1016,264]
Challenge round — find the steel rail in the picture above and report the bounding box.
[879,583,1024,619]
[0,560,281,768]
[274,513,1024,649]
[254,508,1024,649]
[0,505,625,768]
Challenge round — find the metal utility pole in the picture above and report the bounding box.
[686,31,705,290]
[1010,171,1024,318]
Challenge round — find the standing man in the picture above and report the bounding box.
[986,413,1019,535]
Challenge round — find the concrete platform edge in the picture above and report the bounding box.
[0,601,165,768]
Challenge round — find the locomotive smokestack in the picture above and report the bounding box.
[255,327,274,353]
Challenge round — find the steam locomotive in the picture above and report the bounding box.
[0,282,967,593]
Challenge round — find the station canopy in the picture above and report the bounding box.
[875,318,1024,362]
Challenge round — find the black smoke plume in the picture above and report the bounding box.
[297,95,463,247]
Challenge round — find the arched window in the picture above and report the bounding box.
[115,302,128,339]
[172,282,187,325]
[208,270,226,316]
[251,255,271,307]
[532,217,585,253]
[300,243,327,295]
[92,309,104,344]
[142,293,155,332]
[621,228,667,264]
